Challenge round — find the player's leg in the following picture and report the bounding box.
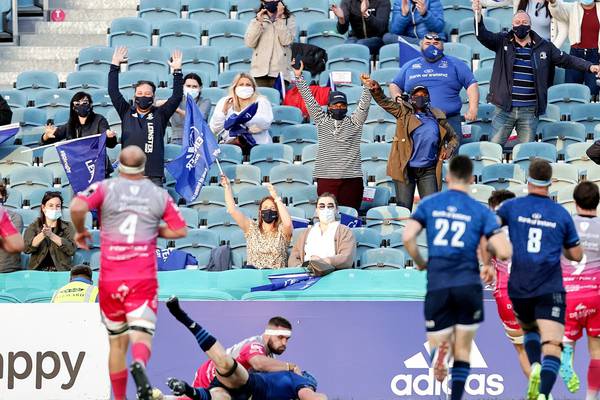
[166,297,250,388]
[298,388,328,400]
[585,331,600,399]
[495,291,530,376]
[561,339,580,393]
[560,292,583,392]
[424,288,453,382]
[511,296,542,400]
[537,319,565,399]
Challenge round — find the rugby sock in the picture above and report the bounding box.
[540,355,561,396]
[131,342,151,367]
[450,360,470,400]
[588,359,600,394]
[166,297,216,352]
[109,369,128,400]
[524,331,542,365]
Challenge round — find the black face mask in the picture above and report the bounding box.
[74,103,91,117]
[411,95,430,110]
[263,0,279,13]
[135,96,154,110]
[261,209,278,224]
[329,108,347,120]
[512,25,531,40]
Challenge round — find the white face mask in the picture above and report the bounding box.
[184,87,200,98]
[318,208,336,224]
[44,209,62,221]
[235,86,255,100]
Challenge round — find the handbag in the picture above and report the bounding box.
[303,259,335,277]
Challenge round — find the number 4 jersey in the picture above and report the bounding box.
[77,177,186,281]
[561,215,600,294]
[412,189,501,291]
[497,194,580,299]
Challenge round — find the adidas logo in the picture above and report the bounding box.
[390,341,505,397]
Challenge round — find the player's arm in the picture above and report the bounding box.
[402,219,426,269]
[487,231,512,261]
[158,225,187,239]
[160,196,188,239]
[1,233,24,253]
[563,216,583,262]
[247,355,298,373]
[478,236,495,285]
[69,197,92,249]
[563,244,583,262]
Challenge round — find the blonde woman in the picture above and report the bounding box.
[209,72,274,152]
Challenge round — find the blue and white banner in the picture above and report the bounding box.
[398,37,421,68]
[291,216,310,229]
[340,213,362,228]
[56,133,106,193]
[0,123,20,146]
[251,271,320,292]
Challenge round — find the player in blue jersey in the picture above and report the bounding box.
[403,155,512,400]
[496,159,583,400]
[157,297,327,400]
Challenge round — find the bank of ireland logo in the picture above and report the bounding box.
[390,341,504,397]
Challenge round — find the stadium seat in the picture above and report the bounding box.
[480,164,526,190]
[365,106,396,129]
[236,0,260,22]
[118,70,159,100]
[227,46,253,71]
[326,44,370,72]
[24,187,70,209]
[373,165,395,197]
[11,107,47,136]
[301,143,317,170]
[473,66,492,89]
[318,68,363,88]
[227,228,247,262]
[158,19,202,50]
[458,142,503,178]
[33,90,73,119]
[486,6,513,29]
[188,0,230,29]
[0,145,33,175]
[7,166,53,198]
[555,186,577,215]
[370,68,400,94]
[0,90,28,109]
[366,205,410,236]
[286,0,328,30]
[306,19,345,50]
[352,227,383,263]
[109,17,152,47]
[460,124,485,145]
[287,206,306,220]
[127,47,170,77]
[476,48,495,70]
[220,164,262,194]
[249,144,293,177]
[458,17,499,48]
[207,20,247,54]
[237,186,270,214]
[443,0,474,31]
[270,106,304,138]
[77,46,114,74]
[66,71,107,91]
[15,70,60,101]
[467,103,495,138]
[89,89,114,116]
[202,87,227,108]
[570,103,600,134]
[187,186,226,215]
[511,142,557,173]
[4,188,23,210]
[443,42,472,65]
[164,143,182,162]
[269,164,313,191]
[378,44,401,70]
[138,0,181,29]
[360,186,391,212]
[14,208,38,228]
[585,165,600,185]
[278,124,317,157]
[359,248,405,270]
[565,142,594,168]
[180,47,220,82]
[338,205,358,218]
[215,143,243,166]
[338,86,365,107]
[536,103,561,135]
[548,83,591,117]
[217,70,243,89]
[174,228,219,251]
[540,121,586,153]
[468,183,495,205]
[178,207,200,229]
[361,142,391,172]
[51,108,70,125]
[550,163,579,191]
[287,186,318,217]
[207,208,251,238]
[257,87,281,107]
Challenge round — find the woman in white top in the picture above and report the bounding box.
[209,72,274,153]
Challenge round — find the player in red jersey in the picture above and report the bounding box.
[559,182,600,399]
[487,190,531,378]
[0,204,24,253]
[70,146,187,400]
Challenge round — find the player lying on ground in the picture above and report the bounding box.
[158,297,327,400]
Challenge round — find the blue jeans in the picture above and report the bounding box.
[346,36,384,55]
[382,33,421,45]
[565,47,599,96]
[490,106,537,147]
[394,165,438,211]
[446,114,462,148]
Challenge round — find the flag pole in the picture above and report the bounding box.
[475,7,479,36]
[215,158,224,175]
[20,133,102,153]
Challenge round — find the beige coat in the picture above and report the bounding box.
[288,224,356,270]
[244,14,296,78]
[549,0,600,49]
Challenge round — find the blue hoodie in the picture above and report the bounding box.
[389,0,446,40]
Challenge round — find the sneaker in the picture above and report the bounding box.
[528,362,541,400]
[431,341,449,382]
[560,343,580,393]
[537,394,553,400]
[130,361,153,400]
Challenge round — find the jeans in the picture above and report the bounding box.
[565,47,599,96]
[490,106,537,147]
[382,33,421,45]
[394,165,438,211]
[346,36,385,55]
[446,114,462,148]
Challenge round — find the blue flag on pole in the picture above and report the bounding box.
[251,272,321,292]
[398,37,421,68]
[340,213,363,228]
[166,95,221,202]
[223,102,259,147]
[0,123,20,146]
[291,216,310,229]
[56,133,106,193]
[273,72,287,101]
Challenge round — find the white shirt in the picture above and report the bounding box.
[209,95,274,145]
[304,222,340,260]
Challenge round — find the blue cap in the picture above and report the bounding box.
[328,91,347,105]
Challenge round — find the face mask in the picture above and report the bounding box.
[329,108,347,120]
[422,44,444,62]
[512,25,531,40]
[411,95,430,110]
[135,96,154,110]
[261,209,278,224]
[318,208,336,224]
[580,0,594,5]
[184,87,200,98]
[264,0,279,13]
[74,103,91,117]
[44,209,62,221]
[235,86,255,100]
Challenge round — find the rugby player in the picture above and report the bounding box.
[496,159,583,400]
[558,182,600,399]
[403,155,512,400]
[70,146,187,400]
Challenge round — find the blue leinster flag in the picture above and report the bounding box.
[56,133,106,193]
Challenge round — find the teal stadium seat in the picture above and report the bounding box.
[138,0,181,29]
[109,17,152,47]
[66,71,107,91]
[33,89,73,119]
[269,164,313,192]
[227,46,253,71]
[512,142,557,173]
[16,70,60,101]
[458,142,503,178]
[548,83,591,117]
[326,44,370,72]
[366,205,410,236]
[278,124,317,158]
[306,19,345,50]
[0,90,28,109]
[286,0,329,31]
[207,20,247,55]
[270,106,304,138]
[249,143,293,177]
[127,47,171,78]
[188,0,230,30]
[359,248,405,270]
[158,19,202,50]
[77,46,115,74]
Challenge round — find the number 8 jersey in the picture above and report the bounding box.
[497,194,580,299]
[77,177,186,281]
[412,190,501,291]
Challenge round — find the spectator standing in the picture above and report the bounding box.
[52,264,99,303]
[292,61,371,211]
[245,0,296,88]
[473,2,600,147]
[41,91,118,178]
[549,0,600,97]
[289,193,356,269]
[108,46,184,186]
[23,191,75,271]
[366,79,457,210]
[0,94,12,126]
[157,73,211,145]
[332,0,392,55]
[0,184,23,273]
[383,0,446,45]
[220,175,292,269]
[389,33,479,143]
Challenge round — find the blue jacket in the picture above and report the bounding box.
[389,0,446,40]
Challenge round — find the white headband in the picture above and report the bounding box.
[119,163,145,174]
[264,329,292,337]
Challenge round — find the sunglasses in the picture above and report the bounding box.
[317,203,336,209]
[73,100,90,106]
[424,34,442,41]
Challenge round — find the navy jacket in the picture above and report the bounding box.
[476,17,592,116]
[108,64,183,178]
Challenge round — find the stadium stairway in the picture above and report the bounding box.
[0,0,137,89]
